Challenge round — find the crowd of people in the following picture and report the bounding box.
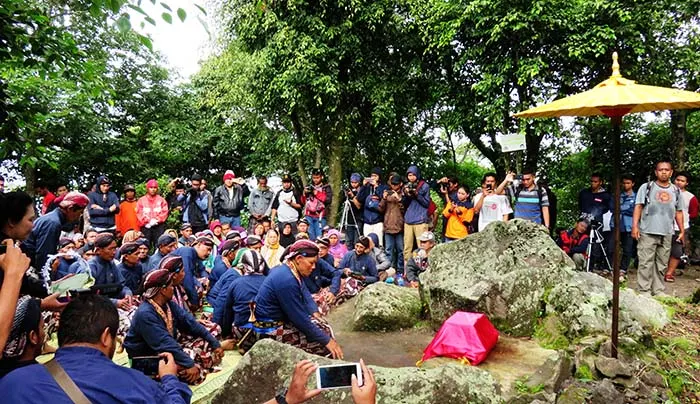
[0,158,693,401]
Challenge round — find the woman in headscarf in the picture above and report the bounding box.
[0,296,44,378]
[260,229,284,268]
[214,249,269,342]
[253,240,343,358]
[326,229,347,267]
[122,230,143,244]
[279,223,295,248]
[158,256,190,313]
[209,220,223,245]
[124,269,223,385]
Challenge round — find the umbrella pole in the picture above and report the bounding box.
[610,116,622,359]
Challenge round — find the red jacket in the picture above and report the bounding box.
[557,230,589,256]
[136,194,169,227]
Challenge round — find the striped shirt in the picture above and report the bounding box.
[507,185,549,224]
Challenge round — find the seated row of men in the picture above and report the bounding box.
[37,221,438,384]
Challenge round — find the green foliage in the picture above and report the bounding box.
[514,379,545,394]
[574,364,594,381]
[533,315,570,350]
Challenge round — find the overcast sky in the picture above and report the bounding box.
[128,0,213,79]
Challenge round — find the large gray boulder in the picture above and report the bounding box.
[212,339,503,404]
[351,282,422,331]
[546,271,669,340]
[422,219,573,336]
[421,219,669,341]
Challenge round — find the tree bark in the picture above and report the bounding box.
[24,164,36,197]
[670,109,687,170]
[327,136,344,226]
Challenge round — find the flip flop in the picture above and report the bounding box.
[664,274,675,283]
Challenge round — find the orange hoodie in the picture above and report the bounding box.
[442,200,474,240]
[116,199,139,235]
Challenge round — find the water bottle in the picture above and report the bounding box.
[386,276,394,284]
[397,275,405,287]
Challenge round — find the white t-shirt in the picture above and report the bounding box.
[674,190,695,231]
[276,189,299,223]
[473,192,513,231]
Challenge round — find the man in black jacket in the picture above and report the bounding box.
[213,170,250,227]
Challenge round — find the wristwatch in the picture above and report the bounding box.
[275,388,288,404]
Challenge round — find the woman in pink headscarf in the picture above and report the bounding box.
[136,179,169,250]
[326,229,347,267]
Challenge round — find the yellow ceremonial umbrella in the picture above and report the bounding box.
[515,52,700,358]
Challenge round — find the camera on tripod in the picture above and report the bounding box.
[344,184,357,198]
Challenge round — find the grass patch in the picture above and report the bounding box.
[574,364,594,381]
[514,379,544,394]
[533,315,570,350]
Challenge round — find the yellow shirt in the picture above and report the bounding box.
[442,200,474,240]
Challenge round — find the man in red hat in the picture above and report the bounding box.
[213,170,250,227]
[136,179,170,250]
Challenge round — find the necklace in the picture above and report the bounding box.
[148,299,174,335]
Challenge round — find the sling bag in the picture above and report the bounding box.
[44,359,91,404]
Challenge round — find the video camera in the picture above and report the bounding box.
[437,179,448,193]
[579,213,602,231]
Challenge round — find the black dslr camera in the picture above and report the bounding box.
[304,185,314,196]
[405,181,417,195]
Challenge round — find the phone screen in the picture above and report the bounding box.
[317,364,359,389]
[131,356,161,377]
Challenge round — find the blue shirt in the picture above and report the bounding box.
[0,346,191,404]
[89,257,132,303]
[22,208,66,272]
[124,300,220,368]
[118,261,146,294]
[217,274,266,336]
[208,255,229,291]
[303,258,342,295]
[53,256,77,281]
[255,264,329,345]
[620,191,637,232]
[87,190,121,228]
[338,251,379,284]
[208,268,240,313]
[170,248,207,306]
[148,250,165,271]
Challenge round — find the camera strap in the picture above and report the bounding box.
[44,359,91,404]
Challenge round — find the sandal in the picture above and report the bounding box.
[664,274,675,283]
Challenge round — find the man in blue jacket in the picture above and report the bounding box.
[339,236,378,285]
[87,176,120,233]
[0,294,192,403]
[619,174,637,275]
[361,167,388,247]
[170,237,213,310]
[89,234,133,309]
[402,165,431,267]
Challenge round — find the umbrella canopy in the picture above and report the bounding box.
[514,52,700,359]
[515,52,700,118]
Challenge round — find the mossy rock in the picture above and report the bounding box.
[351,282,422,331]
[213,339,504,404]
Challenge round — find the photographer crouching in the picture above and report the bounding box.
[556,218,590,271]
[342,174,365,247]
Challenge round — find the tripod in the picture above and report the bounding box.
[585,224,612,273]
[338,196,362,244]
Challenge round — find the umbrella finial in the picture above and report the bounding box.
[611,52,621,77]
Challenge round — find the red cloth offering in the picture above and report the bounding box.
[420,311,499,366]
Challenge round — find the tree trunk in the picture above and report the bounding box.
[24,164,37,196]
[327,136,344,227]
[296,156,308,188]
[671,109,687,170]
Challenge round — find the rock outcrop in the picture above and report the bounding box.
[351,282,422,331]
[212,339,502,404]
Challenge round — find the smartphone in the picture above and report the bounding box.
[57,295,71,303]
[131,356,161,377]
[316,363,362,390]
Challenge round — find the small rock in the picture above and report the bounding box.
[594,356,633,378]
[351,282,422,331]
[526,351,573,392]
[574,348,598,380]
[510,391,556,404]
[612,375,638,389]
[556,385,590,404]
[640,370,665,387]
[590,379,624,404]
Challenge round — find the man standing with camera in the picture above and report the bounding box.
[302,169,333,241]
[632,160,684,297]
[381,174,405,275]
[178,174,209,233]
[342,173,365,248]
[402,165,431,267]
[361,168,388,246]
[473,173,512,231]
[497,170,549,228]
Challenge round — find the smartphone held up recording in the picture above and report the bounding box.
[131,356,161,377]
[316,363,362,390]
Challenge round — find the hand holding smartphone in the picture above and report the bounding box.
[316,363,362,390]
[131,356,161,377]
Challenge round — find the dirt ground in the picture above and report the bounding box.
[627,264,700,298]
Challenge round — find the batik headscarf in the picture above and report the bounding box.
[2,296,42,359]
[282,239,320,262]
[56,191,89,209]
[158,255,183,274]
[238,249,268,275]
[142,269,173,299]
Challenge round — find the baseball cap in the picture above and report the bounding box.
[417,231,435,242]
